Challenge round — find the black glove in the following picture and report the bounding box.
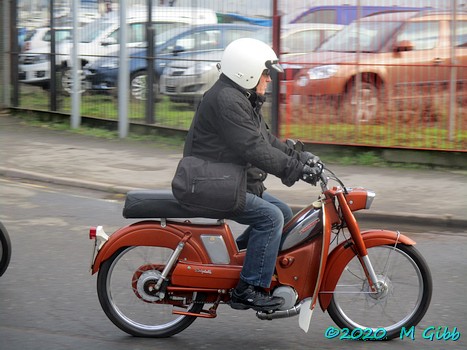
[301,163,322,185]
[300,151,320,166]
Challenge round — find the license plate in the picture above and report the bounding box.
[166,78,176,86]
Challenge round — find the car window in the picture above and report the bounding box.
[319,21,402,53]
[43,29,71,42]
[128,23,145,43]
[80,21,115,43]
[24,29,36,42]
[396,21,439,50]
[295,10,337,24]
[111,21,188,44]
[286,30,321,53]
[153,22,187,35]
[170,30,220,52]
[108,23,144,44]
[24,29,36,41]
[223,29,259,45]
[456,21,467,47]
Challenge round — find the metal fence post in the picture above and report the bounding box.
[146,0,155,124]
[449,0,458,142]
[71,0,81,129]
[118,0,129,138]
[271,0,281,136]
[0,0,10,110]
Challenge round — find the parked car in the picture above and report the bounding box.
[160,23,344,105]
[22,26,72,52]
[83,23,262,100]
[18,27,72,87]
[287,4,431,25]
[160,50,221,105]
[289,10,467,123]
[56,6,217,93]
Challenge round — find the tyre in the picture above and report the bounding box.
[339,79,383,124]
[61,68,87,95]
[97,246,205,338]
[327,244,432,340]
[0,221,12,277]
[130,71,160,101]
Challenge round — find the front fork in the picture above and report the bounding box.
[336,192,390,293]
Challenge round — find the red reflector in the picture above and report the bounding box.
[89,227,97,239]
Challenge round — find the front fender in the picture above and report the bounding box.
[318,230,416,310]
[91,221,207,274]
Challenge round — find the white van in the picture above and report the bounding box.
[56,6,217,92]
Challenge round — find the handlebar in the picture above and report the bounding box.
[317,163,347,194]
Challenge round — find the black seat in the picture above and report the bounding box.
[122,190,225,219]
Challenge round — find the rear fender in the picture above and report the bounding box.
[91,221,207,274]
[318,230,416,310]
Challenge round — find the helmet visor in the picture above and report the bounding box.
[266,59,284,73]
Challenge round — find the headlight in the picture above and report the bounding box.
[365,190,376,209]
[307,65,338,80]
[185,62,216,76]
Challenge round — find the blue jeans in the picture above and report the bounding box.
[233,192,293,288]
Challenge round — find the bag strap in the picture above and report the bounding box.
[184,94,205,156]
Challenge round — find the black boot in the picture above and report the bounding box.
[230,283,284,312]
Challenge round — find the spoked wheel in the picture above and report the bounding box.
[339,81,382,124]
[97,246,205,338]
[61,68,87,95]
[0,221,12,277]
[327,244,432,340]
[130,71,160,101]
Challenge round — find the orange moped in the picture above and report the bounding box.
[89,162,432,339]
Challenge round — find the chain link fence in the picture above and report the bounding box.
[5,0,467,151]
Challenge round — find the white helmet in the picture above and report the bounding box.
[220,38,283,90]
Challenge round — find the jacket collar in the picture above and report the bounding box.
[219,73,266,111]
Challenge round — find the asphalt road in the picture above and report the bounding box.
[0,178,466,350]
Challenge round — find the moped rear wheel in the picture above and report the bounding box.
[97,246,205,338]
[327,244,432,340]
[0,221,12,277]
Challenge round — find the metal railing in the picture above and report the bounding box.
[3,0,467,152]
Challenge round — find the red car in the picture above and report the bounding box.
[287,11,467,123]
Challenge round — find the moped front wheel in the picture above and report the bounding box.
[327,244,432,340]
[97,246,205,338]
[0,221,12,277]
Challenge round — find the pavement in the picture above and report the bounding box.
[0,113,466,230]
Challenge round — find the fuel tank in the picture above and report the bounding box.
[280,206,323,251]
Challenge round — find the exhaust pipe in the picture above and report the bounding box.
[256,304,301,320]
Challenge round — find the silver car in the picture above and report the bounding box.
[160,50,221,105]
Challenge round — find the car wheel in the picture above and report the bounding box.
[61,68,87,95]
[130,71,160,101]
[340,80,383,124]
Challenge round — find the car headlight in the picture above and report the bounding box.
[296,65,339,87]
[307,65,338,80]
[185,62,217,76]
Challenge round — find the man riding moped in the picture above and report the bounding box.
[182,38,322,312]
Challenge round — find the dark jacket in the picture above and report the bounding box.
[183,74,303,196]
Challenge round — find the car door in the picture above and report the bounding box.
[454,20,467,88]
[387,19,448,97]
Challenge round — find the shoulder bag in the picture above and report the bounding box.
[171,108,247,217]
